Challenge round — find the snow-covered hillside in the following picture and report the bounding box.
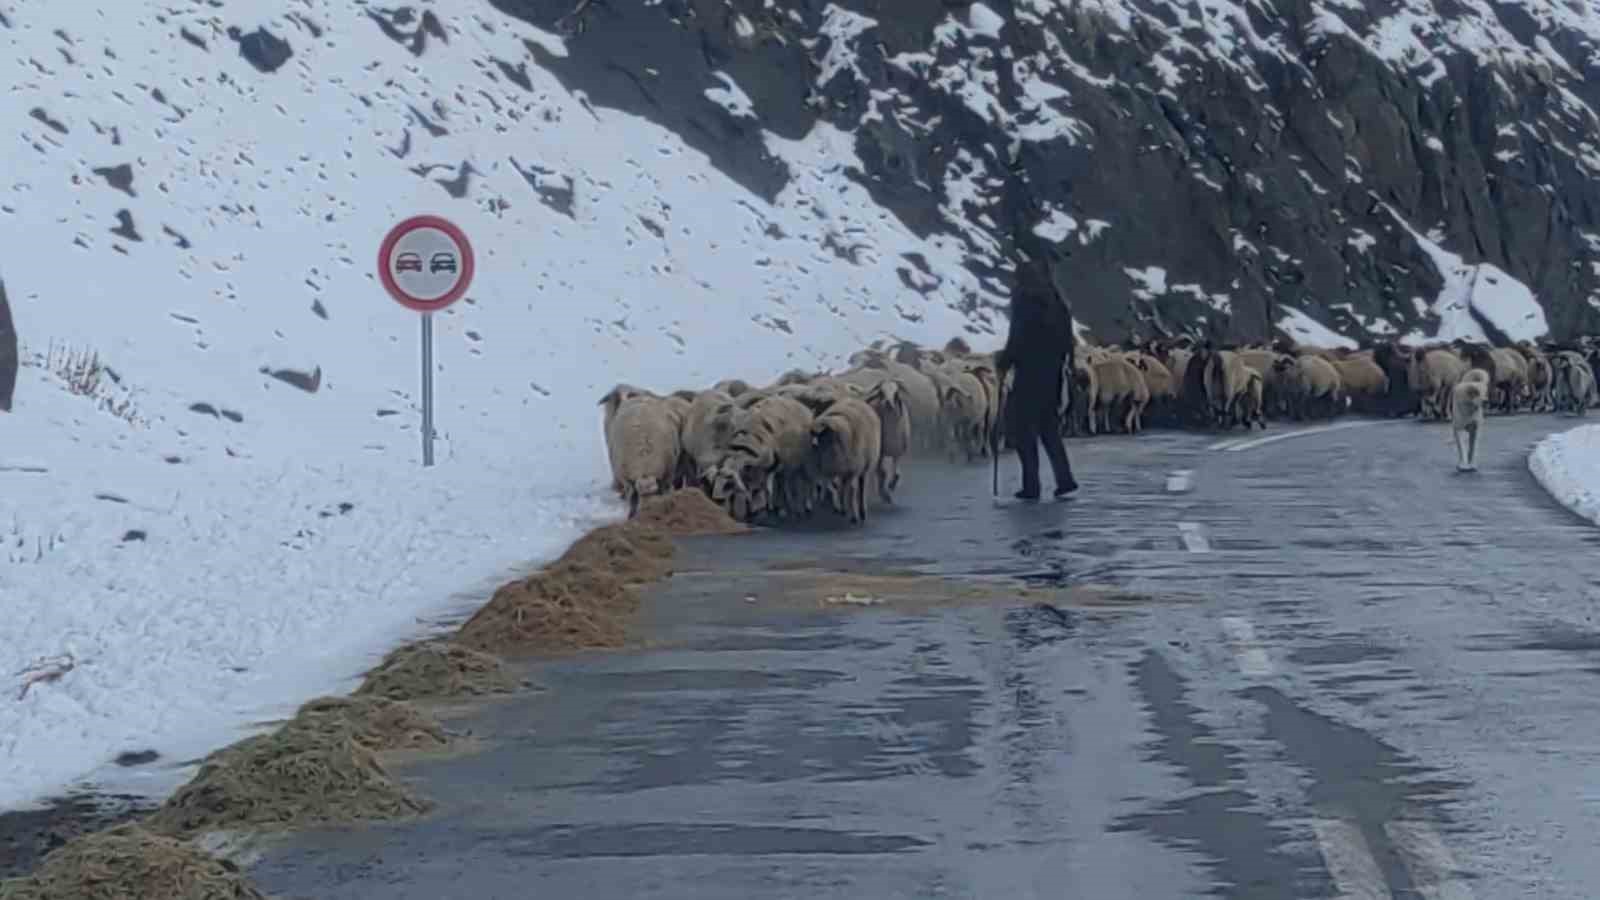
[0,1,989,811]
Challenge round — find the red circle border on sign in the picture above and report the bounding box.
[378,214,476,313]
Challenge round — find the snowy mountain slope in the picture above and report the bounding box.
[0,1,990,810]
[499,0,1600,344]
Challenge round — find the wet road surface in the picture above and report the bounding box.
[250,414,1600,899]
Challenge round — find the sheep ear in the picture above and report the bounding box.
[599,387,620,407]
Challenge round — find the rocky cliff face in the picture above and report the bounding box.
[491,0,1600,345]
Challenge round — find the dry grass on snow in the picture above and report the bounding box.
[0,825,263,900]
[1,488,745,896]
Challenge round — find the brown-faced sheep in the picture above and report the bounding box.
[806,397,883,525]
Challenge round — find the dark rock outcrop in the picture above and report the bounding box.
[488,0,1600,343]
[0,276,15,412]
[229,25,292,74]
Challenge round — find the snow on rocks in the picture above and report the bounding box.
[1384,204,1550,344]
[1529,425,1600,528]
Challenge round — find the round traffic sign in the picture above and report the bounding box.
[378,214,475,312]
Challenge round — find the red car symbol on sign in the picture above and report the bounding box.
[395,252,423,273]
[429,252,457,274]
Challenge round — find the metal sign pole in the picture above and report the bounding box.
[421,312,434,467]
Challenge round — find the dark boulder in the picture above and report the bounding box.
[0,276,16,412]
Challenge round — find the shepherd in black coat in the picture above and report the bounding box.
[993,252,1079,500]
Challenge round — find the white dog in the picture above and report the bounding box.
[1450,377,1487,472]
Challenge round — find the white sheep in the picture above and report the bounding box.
[605,394,685,517]
[863,379,912,504]
[1449,377,1487,472]
[598,383,658,494]
[1552,352,1598,415]
[806,397,883,525]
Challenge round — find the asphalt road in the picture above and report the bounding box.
[250,413,1600,899]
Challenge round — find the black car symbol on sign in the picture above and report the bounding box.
[395,252,423,273]
[430,252,457,274]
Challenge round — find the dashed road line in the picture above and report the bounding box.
[1175,521,1210,553]
[1385,820,1476,900]
[1165,469,1194,493]
[1310,818,1390,900]
[1220,615,1274,677]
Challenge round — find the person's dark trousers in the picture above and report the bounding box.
[1007,367,1079,500]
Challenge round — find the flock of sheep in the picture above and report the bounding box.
[600,331,1600,525]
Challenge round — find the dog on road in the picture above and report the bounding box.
[1450,376,1487,472]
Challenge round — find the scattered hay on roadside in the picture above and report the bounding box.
[449,514,700,656]
[556,522,675,582]
[281,696,448,753]
[634,489,746,536]
[355,640,522,701]
[0,824,264,900]
[144,727,430,838]
[453,561,637,654]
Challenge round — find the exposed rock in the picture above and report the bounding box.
[0,276,15,412]
[262,365,322,393]
[486,0,1600,343]
[229,25,292,74]
[92,162,135,196]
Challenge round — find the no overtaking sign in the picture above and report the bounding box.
[379,215,476,466]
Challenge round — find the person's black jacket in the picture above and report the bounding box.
[994,251,1074,405]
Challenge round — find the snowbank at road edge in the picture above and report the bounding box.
[1528,424,1600,527]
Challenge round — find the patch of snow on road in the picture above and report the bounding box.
[1348,229,1377,253]
[1530,425,1600,529]
[1278,306,1357,349]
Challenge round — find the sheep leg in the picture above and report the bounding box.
[1466,422,1479,469]
[856,474,869,525]
[877,456,895,504]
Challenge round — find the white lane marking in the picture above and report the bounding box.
[1310,818,1391,900]
[1220,615,1274,677]
[1165,469,1194,493]
[1217,419,1399,454]
[1207,436,1244,451]
[1176,521,1210,552]
[1385,820,1476,900]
